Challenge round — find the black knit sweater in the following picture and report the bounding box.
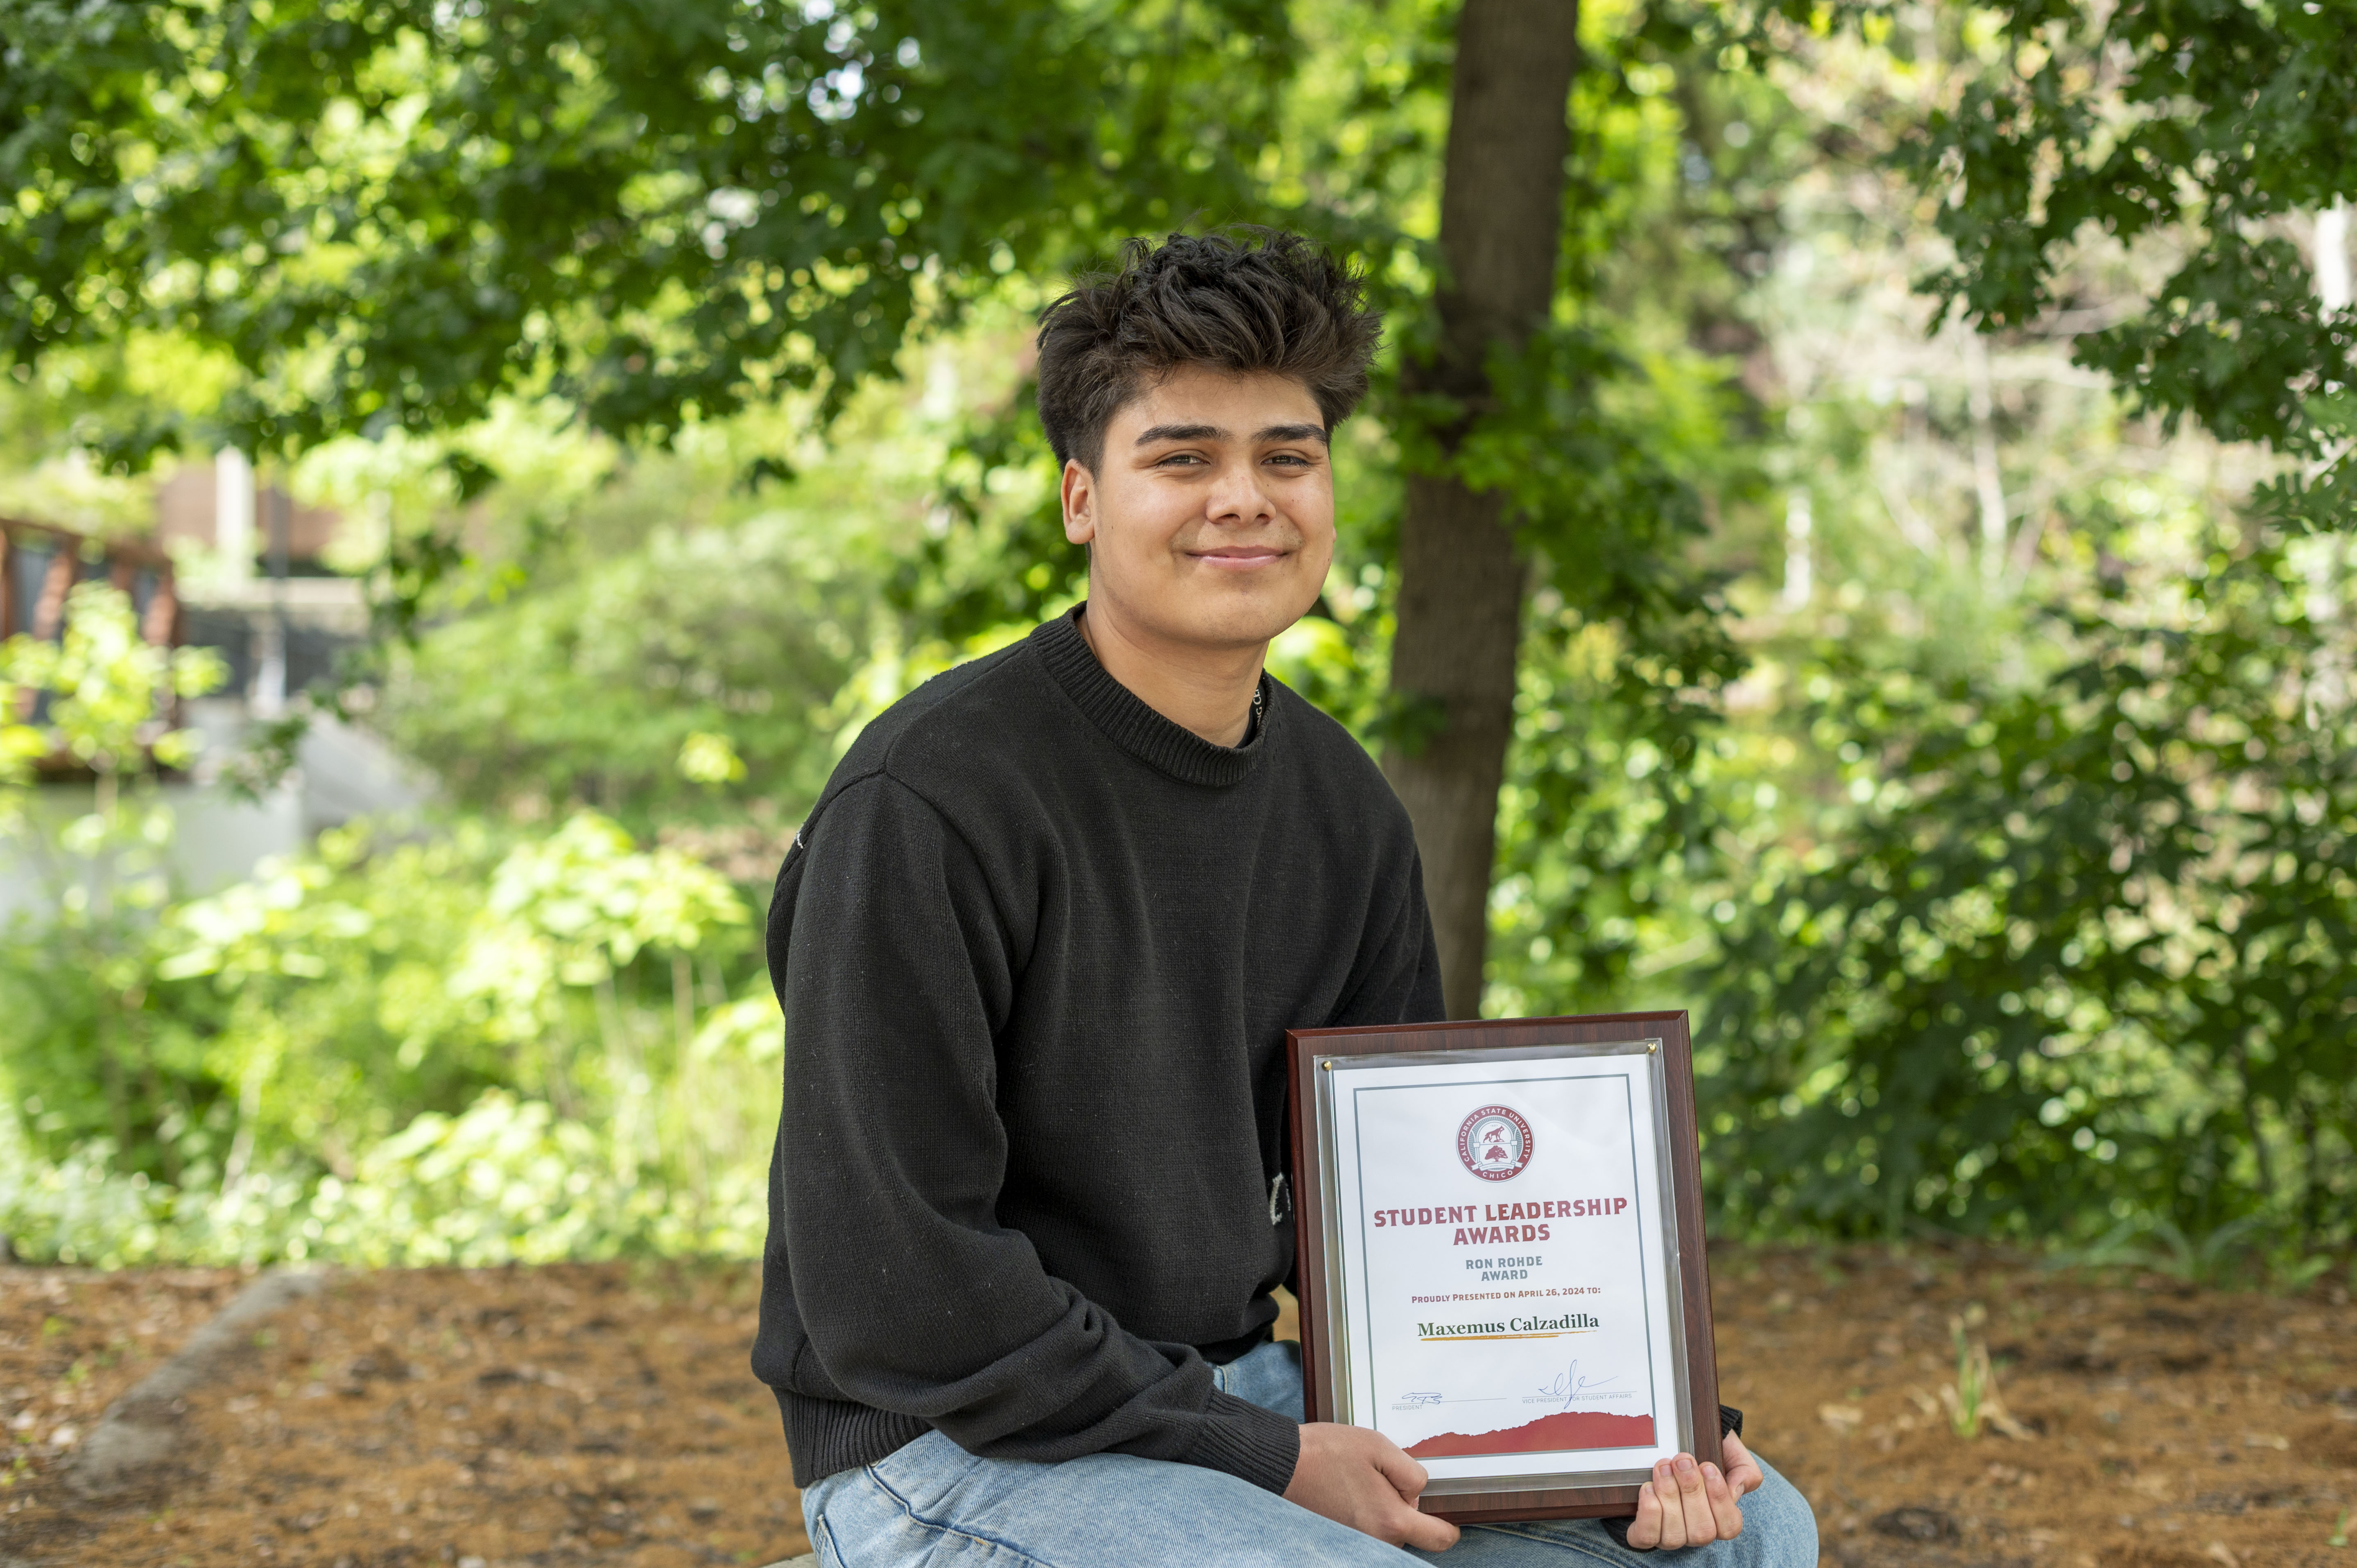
[751,607,1443,1493]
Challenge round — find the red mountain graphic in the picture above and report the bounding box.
[1406,1409,1656,1458]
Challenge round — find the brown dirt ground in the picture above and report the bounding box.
[1,1247,2351,1567]
[1715,1247,2357,1568]
[0,1265,248,1494]
[1,1262,794,1568]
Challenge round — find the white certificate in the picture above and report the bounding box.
[1294,1029,1710,1509]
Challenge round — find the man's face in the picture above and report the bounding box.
[1061,364,1335,654]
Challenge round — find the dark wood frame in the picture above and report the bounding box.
[1285,1012,1719,1525]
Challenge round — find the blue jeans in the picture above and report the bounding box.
[803,1339,1818,1567]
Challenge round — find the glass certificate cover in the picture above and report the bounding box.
[1286,1014,1719,1525]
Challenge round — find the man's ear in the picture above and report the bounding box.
[1061,459,1097,546]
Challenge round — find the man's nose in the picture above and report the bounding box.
[1203,460,1278,525]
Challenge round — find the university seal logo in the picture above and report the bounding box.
[1457,1106,1533,1182]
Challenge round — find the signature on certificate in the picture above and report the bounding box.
[1536,1360,1622,1411]
[1390,1391,1505,1410]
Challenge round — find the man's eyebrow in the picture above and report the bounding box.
[1132,423,1225,446]
[1128,421,1332,447]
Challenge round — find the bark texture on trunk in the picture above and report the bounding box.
[1385,0,1580,1018]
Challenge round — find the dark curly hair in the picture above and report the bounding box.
[1034,229,1382,471]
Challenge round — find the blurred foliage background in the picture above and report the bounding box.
[0,0,2351,1284]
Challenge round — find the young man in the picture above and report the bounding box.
[753,232,1817,1566]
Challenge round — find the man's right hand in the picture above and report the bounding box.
[1283,1422,1462,1552]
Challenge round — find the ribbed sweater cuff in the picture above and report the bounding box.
[1186,1388,1301,1494]
[778,1390,929,1489]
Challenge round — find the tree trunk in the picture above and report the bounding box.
[1385,0,1580,1017]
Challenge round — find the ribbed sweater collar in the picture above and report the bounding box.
[1031,606,1270,789]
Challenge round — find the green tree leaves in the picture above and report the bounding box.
[1706,539,2357,1248]
[1897,0,2357,525]
[1,0,1296,465]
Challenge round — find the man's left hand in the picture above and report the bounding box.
[1625,1430,1764,1551]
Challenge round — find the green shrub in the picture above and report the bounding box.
[0,809,784,1265]
[1703,538,2357,1253]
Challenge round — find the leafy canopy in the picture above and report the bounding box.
[0,0,1295,465]
[1737,0,2357,527]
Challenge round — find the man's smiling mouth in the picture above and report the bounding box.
[1189,545,1289,567]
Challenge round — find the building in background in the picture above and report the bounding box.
[154,450,364,715]
[0,462,430,922]
[3,515,179,650]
